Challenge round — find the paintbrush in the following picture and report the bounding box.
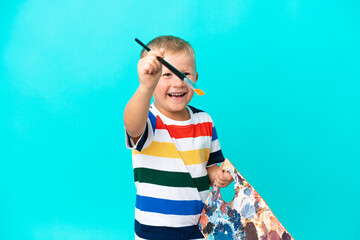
[135,38,205,95]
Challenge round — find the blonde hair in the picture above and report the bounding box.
[140,35,195,60]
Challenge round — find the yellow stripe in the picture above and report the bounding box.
[133,142,180,158]
[181,148,210,165]
[132,141,210,166]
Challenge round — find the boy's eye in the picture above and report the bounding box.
[184,72,191,76]
[163,73,172,77]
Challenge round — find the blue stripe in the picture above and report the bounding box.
[126,132,133,147]
[148,111,157,134]
[136,195,203,215]
[212,126,218,141]
[188,105,204,114]
[135,220,204,239]
[135,124,148,152]
[207,149,225,166]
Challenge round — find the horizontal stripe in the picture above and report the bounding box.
[152,109,212,126]
[210,138,221,152]
[153,130,212,150]
[135,209,200,227]
[144,133,213,152]
[135,234,205,240]
[133,155,189,173]
[156,121,213,139]
[135,182,206,201]
[133,155,208,178]
[152,129,173,143]
[185,162,208,178]
[135,219,204,239]
[133,141,211,166]
[180,148,210,165]
[134,168,209,192]
[136,195,203,215]
[167,136,212,151]
[208,149,225,166]
[199,190,210,203]
[133,141,179,158]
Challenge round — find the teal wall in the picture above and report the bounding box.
[1,0,359,239]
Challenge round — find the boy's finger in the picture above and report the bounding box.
[224,172,233,181]
[159,48,165,58]
[149,49,164,58]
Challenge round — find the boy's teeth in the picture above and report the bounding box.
[169,93,185,97]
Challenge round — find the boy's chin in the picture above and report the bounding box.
[166,103,187,113]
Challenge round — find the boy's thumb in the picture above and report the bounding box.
[219,162,225,172]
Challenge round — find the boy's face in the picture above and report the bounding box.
[153,51,198,120]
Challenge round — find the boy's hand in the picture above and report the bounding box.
[214,164,233,188]
[137,49,165,90]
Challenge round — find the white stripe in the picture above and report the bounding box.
[170,136,212,151]
[188,112,213,125]
[153,129,173,143]
[135,234,147,240]
[199,190,210,203]
[133,154,210,178]
[136,232,204,240]
[154,130,213,152]
[186,162,209,178]
[161,114,212,126]
[135,182,208,201]
[210,139,221,152]
[135,208,200,227]
[151,105,212,126]
[132,154,189,173]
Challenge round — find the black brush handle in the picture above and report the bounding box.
[135,38,186,81]
[135,38,151,52]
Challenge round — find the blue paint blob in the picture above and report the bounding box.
[241,202,256,219]
[227,208,242,230]
[213,222,234,240]
[244,187,251,196]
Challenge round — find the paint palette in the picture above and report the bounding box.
[198,159,294,240]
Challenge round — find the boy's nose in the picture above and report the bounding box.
[170,76,186,87]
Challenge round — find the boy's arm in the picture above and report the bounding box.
[207,164,233,188]
[124,49,164,144]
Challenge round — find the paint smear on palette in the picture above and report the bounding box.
[198,159,294,240]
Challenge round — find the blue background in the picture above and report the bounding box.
[1,0,359,239]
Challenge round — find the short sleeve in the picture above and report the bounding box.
[207,124,225,167]
[125,110,157,152]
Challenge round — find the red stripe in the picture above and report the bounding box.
[156,117,167,129]
[156,116,213,139]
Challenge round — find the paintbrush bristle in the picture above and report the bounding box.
[194,89,205,95]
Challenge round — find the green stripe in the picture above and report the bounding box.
[134,168,209,192]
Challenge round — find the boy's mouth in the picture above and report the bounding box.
[167,92,186,99]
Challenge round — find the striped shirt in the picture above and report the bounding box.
[126,103,224,239]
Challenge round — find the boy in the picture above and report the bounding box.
[124,36,233,239]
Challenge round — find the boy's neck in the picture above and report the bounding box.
[154,103,191,121]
